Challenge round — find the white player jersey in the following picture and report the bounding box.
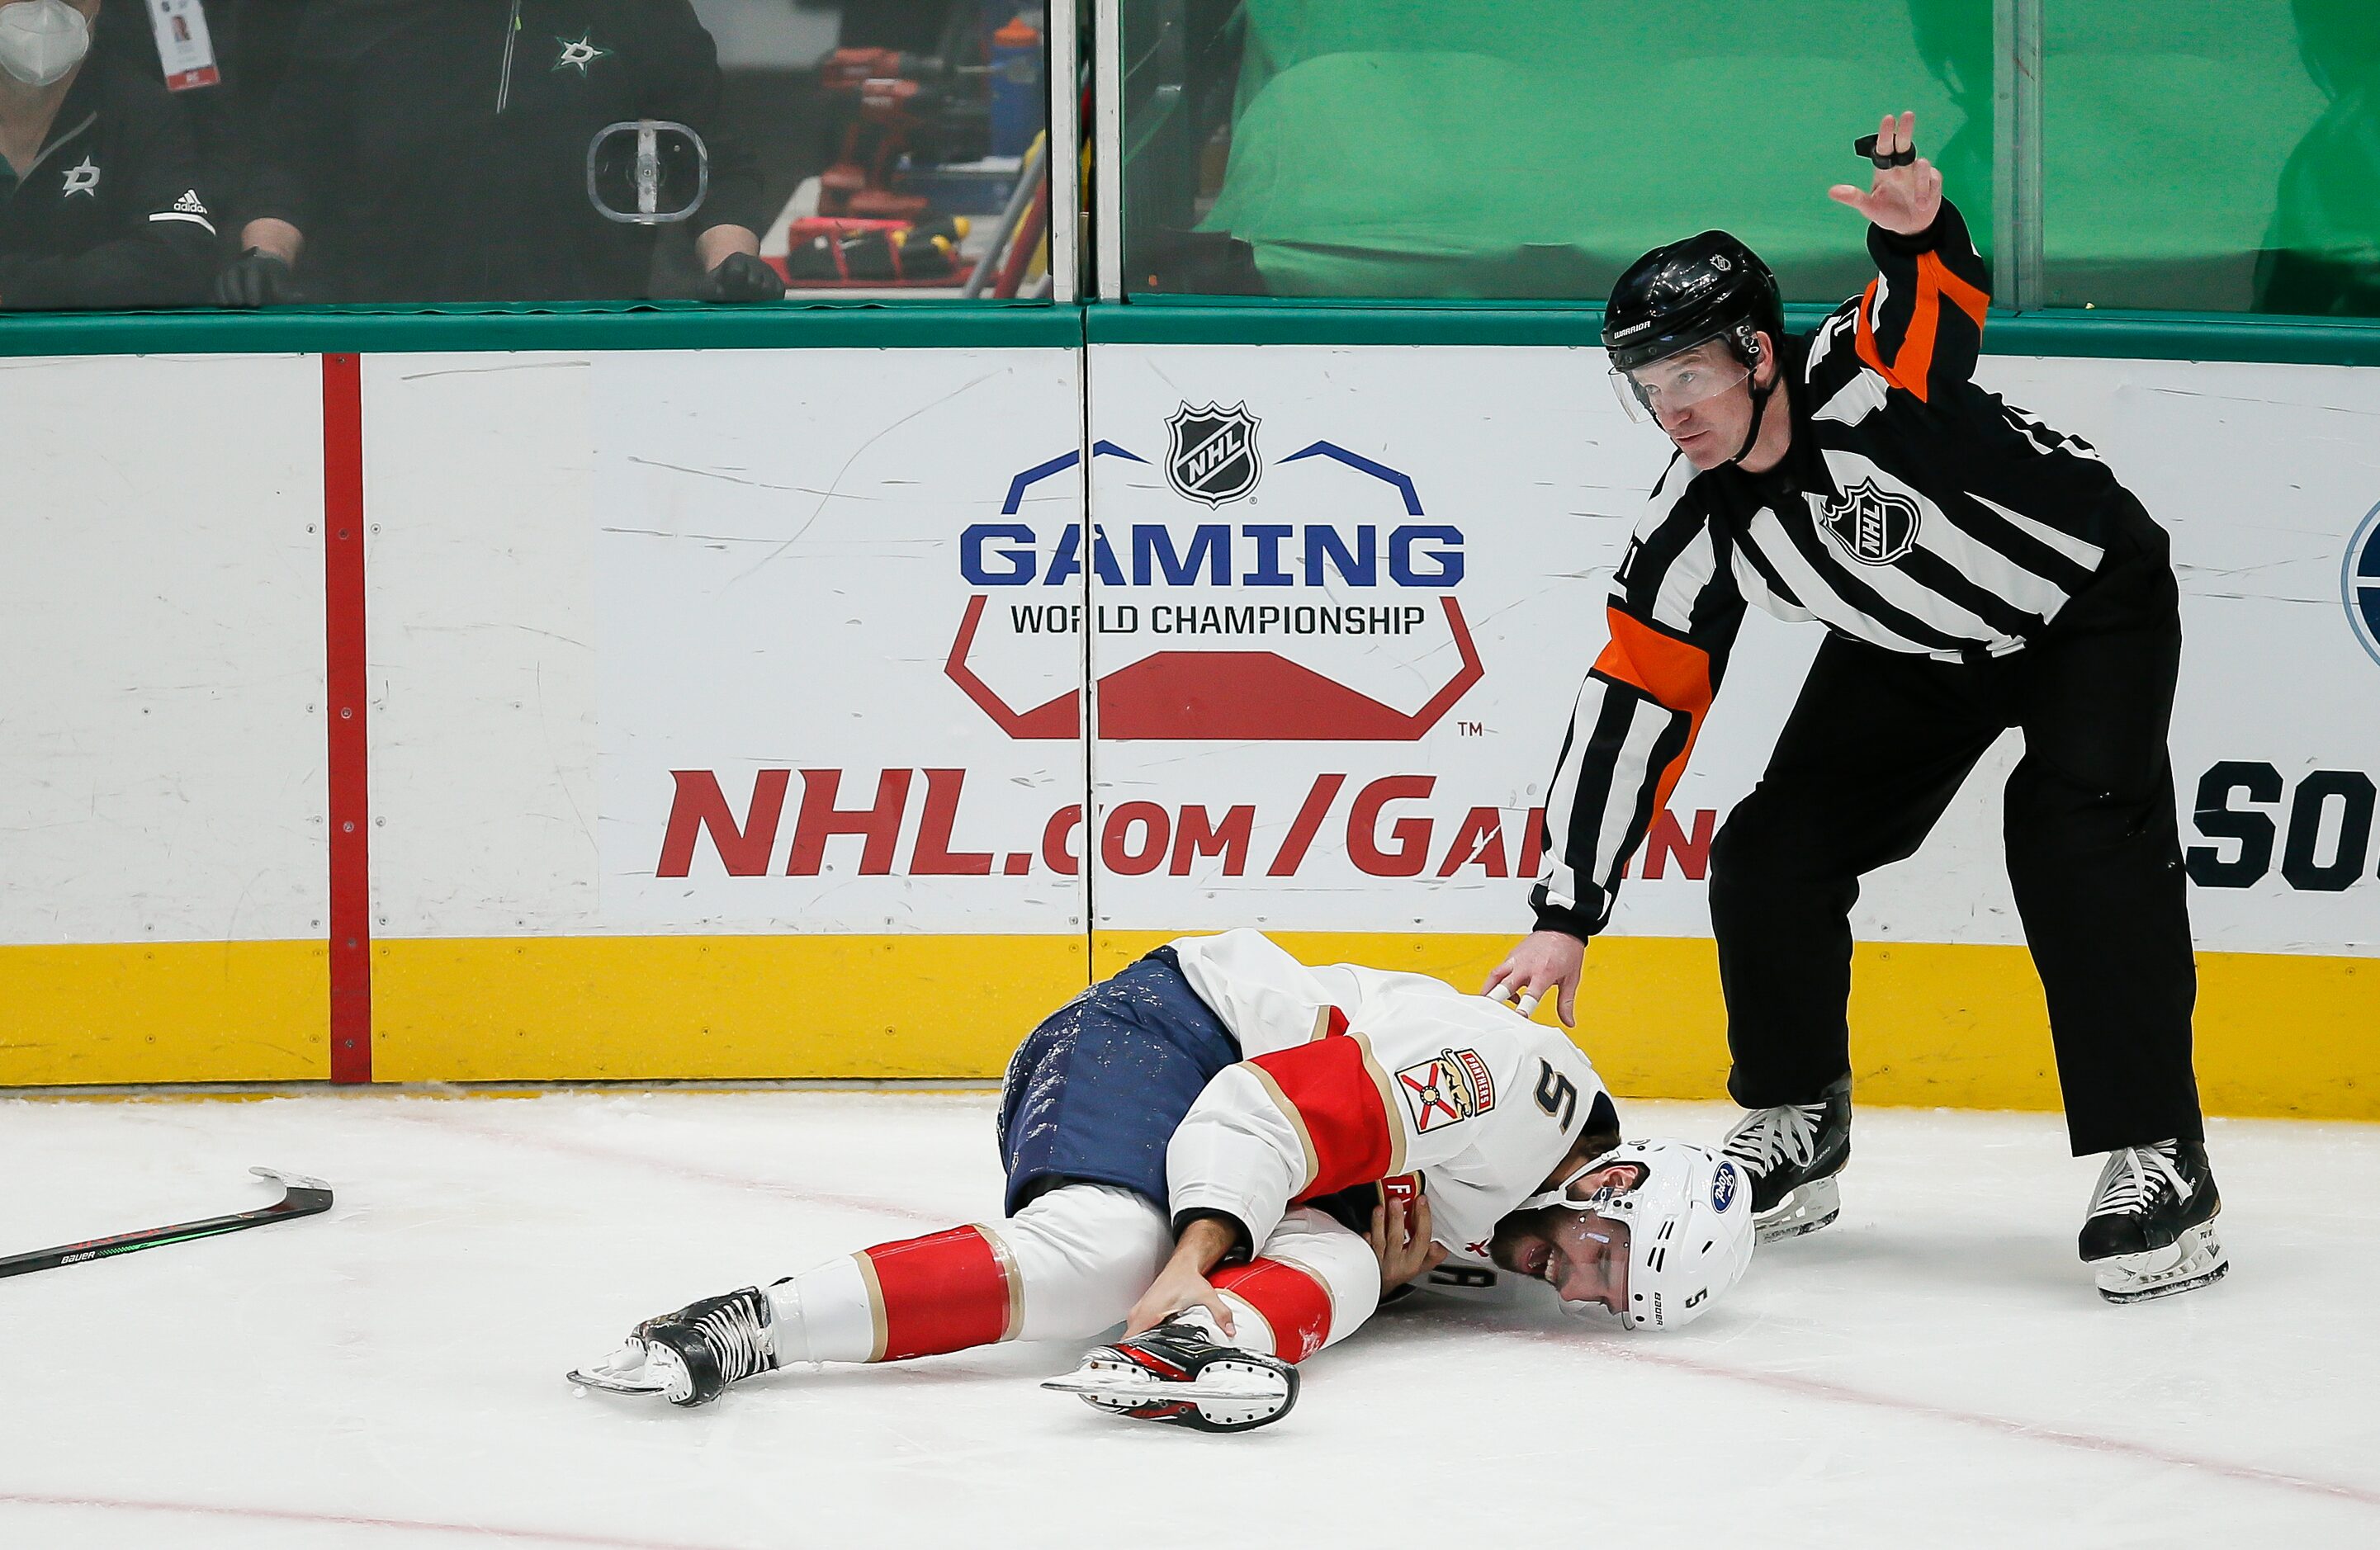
[1166,929,1613,1259]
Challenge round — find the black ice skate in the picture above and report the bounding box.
[1719,1075,1852,1244]
[1042,1314,1298,1434]
[2079,1141,2228,1304]
[566,1286,779,1406]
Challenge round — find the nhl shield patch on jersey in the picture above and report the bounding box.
[1166,402,1262,508]
[1395,1048,1496,1133]
[1816,477,1921,565]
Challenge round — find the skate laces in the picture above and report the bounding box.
[692,1292,775,1382]
[1721,1101,1824,1174]
[2088,1143,2186,1220]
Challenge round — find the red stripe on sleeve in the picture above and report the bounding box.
[1213,1258,1335,1363]
[1594,607,1715,814]
[863,1225,1012,1362]
[1248,1035,1395,1198]
[1924,250,1990,324]
[1854,279,1895,387]
[1594,608,1713,717]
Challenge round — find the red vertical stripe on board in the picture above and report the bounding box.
[864,1226,1012,1361]
[323,354,372,1084]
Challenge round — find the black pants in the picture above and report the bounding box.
[1708,499,2204,1155]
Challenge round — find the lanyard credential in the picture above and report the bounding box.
[147,0,218,91]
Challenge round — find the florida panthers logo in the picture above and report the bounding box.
[1395,1047,1497,1133]
[1817,477,1921,565]
[1165,401,1262,508]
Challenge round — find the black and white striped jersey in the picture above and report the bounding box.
[1531,199,2146,941]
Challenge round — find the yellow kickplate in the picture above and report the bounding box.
[0,940,329,1086]
[5,931,2368,1118]
[371,933,1088,1081]
[1101,932,2379,1121]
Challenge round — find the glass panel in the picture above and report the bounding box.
[0,1,1053,311]
[1119,0,1991,302]
[2042,0,2380,316]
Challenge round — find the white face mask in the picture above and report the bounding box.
[0,0,90,89]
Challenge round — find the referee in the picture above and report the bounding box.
[1484,111,2226,1305]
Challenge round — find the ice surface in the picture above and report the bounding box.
[1,1089,2374,1548]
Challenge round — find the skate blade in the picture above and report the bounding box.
[1754,1175,1841,1245]
[2094,1223,2229,1304]
[1045,1357,1292,1430]
[566,1341,669,1396]
[1042,1371,1287,1404]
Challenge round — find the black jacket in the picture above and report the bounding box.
[244,0,763,303]
[0,45,215,309]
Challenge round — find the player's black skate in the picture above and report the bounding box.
[566,1286,779,1406]
[1042,1313,1299,1434]
[2079,1141,2227,1304]
[1719,1075,1852,1244]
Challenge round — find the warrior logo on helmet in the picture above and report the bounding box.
[1166,401,1263,508]
[1817,477,1922,565]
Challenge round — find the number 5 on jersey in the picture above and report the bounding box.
[1535,1060,1578,1128]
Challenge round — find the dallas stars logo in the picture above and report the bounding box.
[554,34,611,73]
[61,156,100,198]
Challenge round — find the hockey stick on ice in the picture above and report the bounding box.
[0,1167,333,1280]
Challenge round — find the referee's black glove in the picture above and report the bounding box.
[214,249,300,308]
[701,251,783,302]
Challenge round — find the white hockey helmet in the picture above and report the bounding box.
[1527,1137,1755,1330]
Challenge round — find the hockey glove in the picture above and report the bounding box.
[702,252,784,303]
[214,248,300,308]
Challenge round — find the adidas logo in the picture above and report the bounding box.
[173,189,209,214]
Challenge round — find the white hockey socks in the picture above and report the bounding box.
[1208,1207,1383,1363]
[765,1184,1171,1365]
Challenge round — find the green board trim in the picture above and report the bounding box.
[2,294,2375,366]
[1090,298,2380,366]
[0,298,1077,357]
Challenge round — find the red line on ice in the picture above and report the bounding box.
[1590,1340,2380,1510]
[386,1106,952,1223]
[0,1491,734,1549]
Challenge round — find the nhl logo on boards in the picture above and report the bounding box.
[1166,401,1263,508]
[1817,477,1921,565]
[1395,1047,1496,1133]
[2346,499,2380,669]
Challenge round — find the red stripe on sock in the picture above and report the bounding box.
[862,1226,1011,1362]
[1214,1259,1333,1363]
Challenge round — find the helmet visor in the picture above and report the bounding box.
[1545,1207,1633,1317]
[1608,343,1751,425]
[1519,1158,1649,1317]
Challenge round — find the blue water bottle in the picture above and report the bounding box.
[990,13,1042,160]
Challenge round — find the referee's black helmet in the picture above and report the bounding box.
[1602,233,1783,372]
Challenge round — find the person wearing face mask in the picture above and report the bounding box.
[216,0,774,305]
[566,927,1755,1429]
[0,0,215,307]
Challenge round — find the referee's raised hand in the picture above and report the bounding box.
[1829,111,1942,235]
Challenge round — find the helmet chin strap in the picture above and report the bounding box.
[1722,364,1777,469]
